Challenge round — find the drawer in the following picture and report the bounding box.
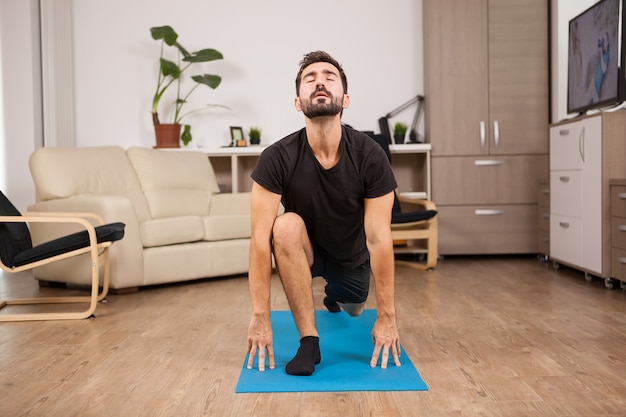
[437,204,537,255]
[550,214,582,267]
[611,248,626,280]
[611,186,626,218]
[537,182,550,208]
[550,170,581,217]
[550,122,583,170]
[537,207,550,232]
[538,232,550,255]
[432,155,542,205]
[611,217,626,249]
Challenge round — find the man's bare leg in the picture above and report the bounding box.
[272,213,320,375]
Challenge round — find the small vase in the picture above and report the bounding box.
[394,134,405,144]
[249,137,261,145]
[154,124,181,148]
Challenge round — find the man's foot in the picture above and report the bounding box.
[323,296,341,313]
[285,336,321,376]
[323,284,341,313]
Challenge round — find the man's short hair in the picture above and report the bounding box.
[295,51,348,95]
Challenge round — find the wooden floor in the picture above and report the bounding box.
[0,255,625,417]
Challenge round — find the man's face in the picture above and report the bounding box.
[295,62,349,118]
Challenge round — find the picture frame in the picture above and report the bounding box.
[230,126,246,147]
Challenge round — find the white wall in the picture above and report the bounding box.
[71,0,424,149]
[551,0,606,123]
[0,0,596,210]
[0,0,42,211]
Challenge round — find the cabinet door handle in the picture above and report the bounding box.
[475,209,504,216]
[475,160,503,166]
[542,188,550,195]
[559,129,569,136]
[493,120,500,148]
[579,126,585,162]
[618,193,626,199]
[619,257,626,264]
[559,221,570,228]
[618,225,626,232]
[480,121,486,149]
[559,176,570,182]
[543,213,550,219]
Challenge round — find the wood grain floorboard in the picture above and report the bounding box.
[0,255,625,416]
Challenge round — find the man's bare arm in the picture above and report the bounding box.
[364,191,401,368]
[247,182,282,371]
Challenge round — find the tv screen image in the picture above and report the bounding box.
[568,0,622,114]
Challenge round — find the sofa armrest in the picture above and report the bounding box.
[28,194,139,238]
[208,192,251,216]
[27,194,145,289]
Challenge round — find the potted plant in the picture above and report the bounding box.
[150,25,224,148]
[393,122,408,144]
[248,126,262,145]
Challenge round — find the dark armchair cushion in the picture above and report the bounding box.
[0,192,34,266]
[392,210,437,224]
[12,222,125,268]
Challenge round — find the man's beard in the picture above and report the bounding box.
[300,89,344,119]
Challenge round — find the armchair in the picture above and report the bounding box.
[365,132,438,270]
[0,191,125,321]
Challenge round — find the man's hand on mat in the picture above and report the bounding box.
[247,317,275,371]
[370,316,401,369]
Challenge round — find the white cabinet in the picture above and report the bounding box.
[550,116,601,271]
[550,112,626,277]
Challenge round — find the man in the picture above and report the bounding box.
[246,51,401,376]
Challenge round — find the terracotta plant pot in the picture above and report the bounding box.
[154,124,181,148]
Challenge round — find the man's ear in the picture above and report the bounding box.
[342,94,350,109]
[294,97,302,112]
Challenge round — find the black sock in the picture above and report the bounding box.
[323,296,341,313]
[323,284,341,313]
[285,336,321,376]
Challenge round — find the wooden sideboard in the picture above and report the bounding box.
[204,143,432,197]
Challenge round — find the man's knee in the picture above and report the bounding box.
[273,212,305,244]
[272,213,313,266]
[337,302,366,317]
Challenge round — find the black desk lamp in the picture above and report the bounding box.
[378,95,424,143]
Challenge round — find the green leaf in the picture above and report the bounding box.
[160,58,181,78]
[191,74,222,89]
[181,124,192,146]
[174,42,191,59]
[184,49,223,63]
[150,26,178,46]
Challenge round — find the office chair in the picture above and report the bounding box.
[0,191,125,321]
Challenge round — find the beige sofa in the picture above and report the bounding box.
[27,146,251,291]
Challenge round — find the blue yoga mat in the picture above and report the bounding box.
[236,309,428,393]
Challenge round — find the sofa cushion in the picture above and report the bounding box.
[126,147,220,219]
[28,146,152,222]
[140,216,204,247]
[203,214,251,241]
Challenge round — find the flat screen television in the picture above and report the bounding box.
[567,0,625,115]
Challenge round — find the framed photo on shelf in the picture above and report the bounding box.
[230,126,246,147]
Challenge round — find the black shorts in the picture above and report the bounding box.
[311,251,371,304]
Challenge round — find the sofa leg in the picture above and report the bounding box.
[38,280,67,289]
[108,286,139,295]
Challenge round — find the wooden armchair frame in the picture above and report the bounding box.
[0,212,114,322]
[391,195,438,271]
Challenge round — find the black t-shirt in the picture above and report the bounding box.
[251,125,397,268]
